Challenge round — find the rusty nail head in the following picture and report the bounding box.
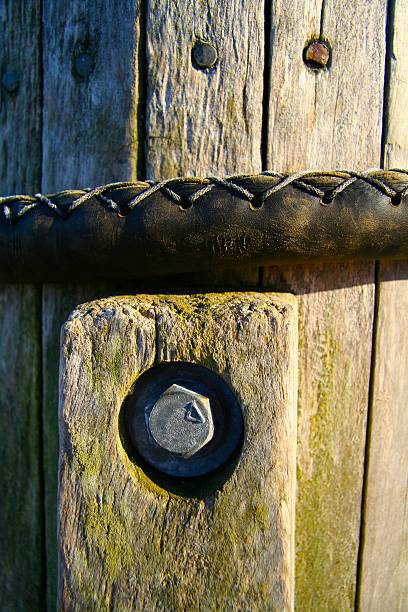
[304,41,330,69]
[192,40,218,69]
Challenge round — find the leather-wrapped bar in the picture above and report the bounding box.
[1,170,408,282]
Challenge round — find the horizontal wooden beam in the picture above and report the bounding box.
[1,170,408,281]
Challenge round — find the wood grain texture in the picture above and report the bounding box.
[145,0,263,285]
[0,286,42,609]
[359,1,408,608]
[264,0,386,608]
[266,0,385,170]
[0,2,41,193]
[42,0,141,192]
[0,2,43,608]
[42,4,143,606]
[42,283,113,608]
[359,262,408,611]
[265,262,374,610]
[383,0,408,170]
[146,0,263,178]
[58,293,297,610]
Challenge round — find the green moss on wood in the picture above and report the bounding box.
[60,293,296,609]
[85,499,134,581]
[295,328,360,611]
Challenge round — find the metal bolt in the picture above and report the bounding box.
[124,361,244,479]
[303,41,331,69]
[148,383,214,458]
[1,69,19,93]
[74,52,95,78]
[192,41,218,69]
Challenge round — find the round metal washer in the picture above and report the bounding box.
[124,362,244,478]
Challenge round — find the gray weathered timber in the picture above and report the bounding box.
[359,1,408,608]
[265,262,374,608]
[0,286,42,609]
[359,263,408,611]
[383,0,408,171]
[146,0,263,178]
[42,283,113,607]
[264,0,386,608]
[0,2,43,609]
[0,2,41,193]
[58,293,297,610]
[42,1,142,189]
[145,0,263,286]
[42,4,143,607]
[0,0,41,195]
[266,0,384,170]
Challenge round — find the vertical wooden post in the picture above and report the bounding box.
[0,3,43,608]
[58,293,297,609]
[358,1,408,608]
[263,0,386,608]
[41,3,142,605]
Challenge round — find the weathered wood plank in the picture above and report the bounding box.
[0,3,41,192]
[264,1,386,608]
[359,262,408,611]
[42,3,142,606]
[266,0,384,170]
[265,262,375,609]
[0,2,43,608]
[42,1,142,190]
[145,0,264,286]
[358,1,408,608]
[0,286,42,608]
[146,0,264,178]
[383,0,408,170]
[42,283,113,607]
[58,293,297,610]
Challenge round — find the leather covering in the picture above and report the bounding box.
[1,170,407,281]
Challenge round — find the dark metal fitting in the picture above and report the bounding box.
[74,52,95,79]
[192,40,218,69]
[124,362,244,478]
[1,69,20,93]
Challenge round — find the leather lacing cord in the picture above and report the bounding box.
[1,169,408,224]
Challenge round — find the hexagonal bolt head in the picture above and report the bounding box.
[148,384,214,458]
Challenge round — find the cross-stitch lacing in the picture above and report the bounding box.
[0,170,407,223]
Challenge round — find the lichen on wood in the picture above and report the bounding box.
[58,293,297,610]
